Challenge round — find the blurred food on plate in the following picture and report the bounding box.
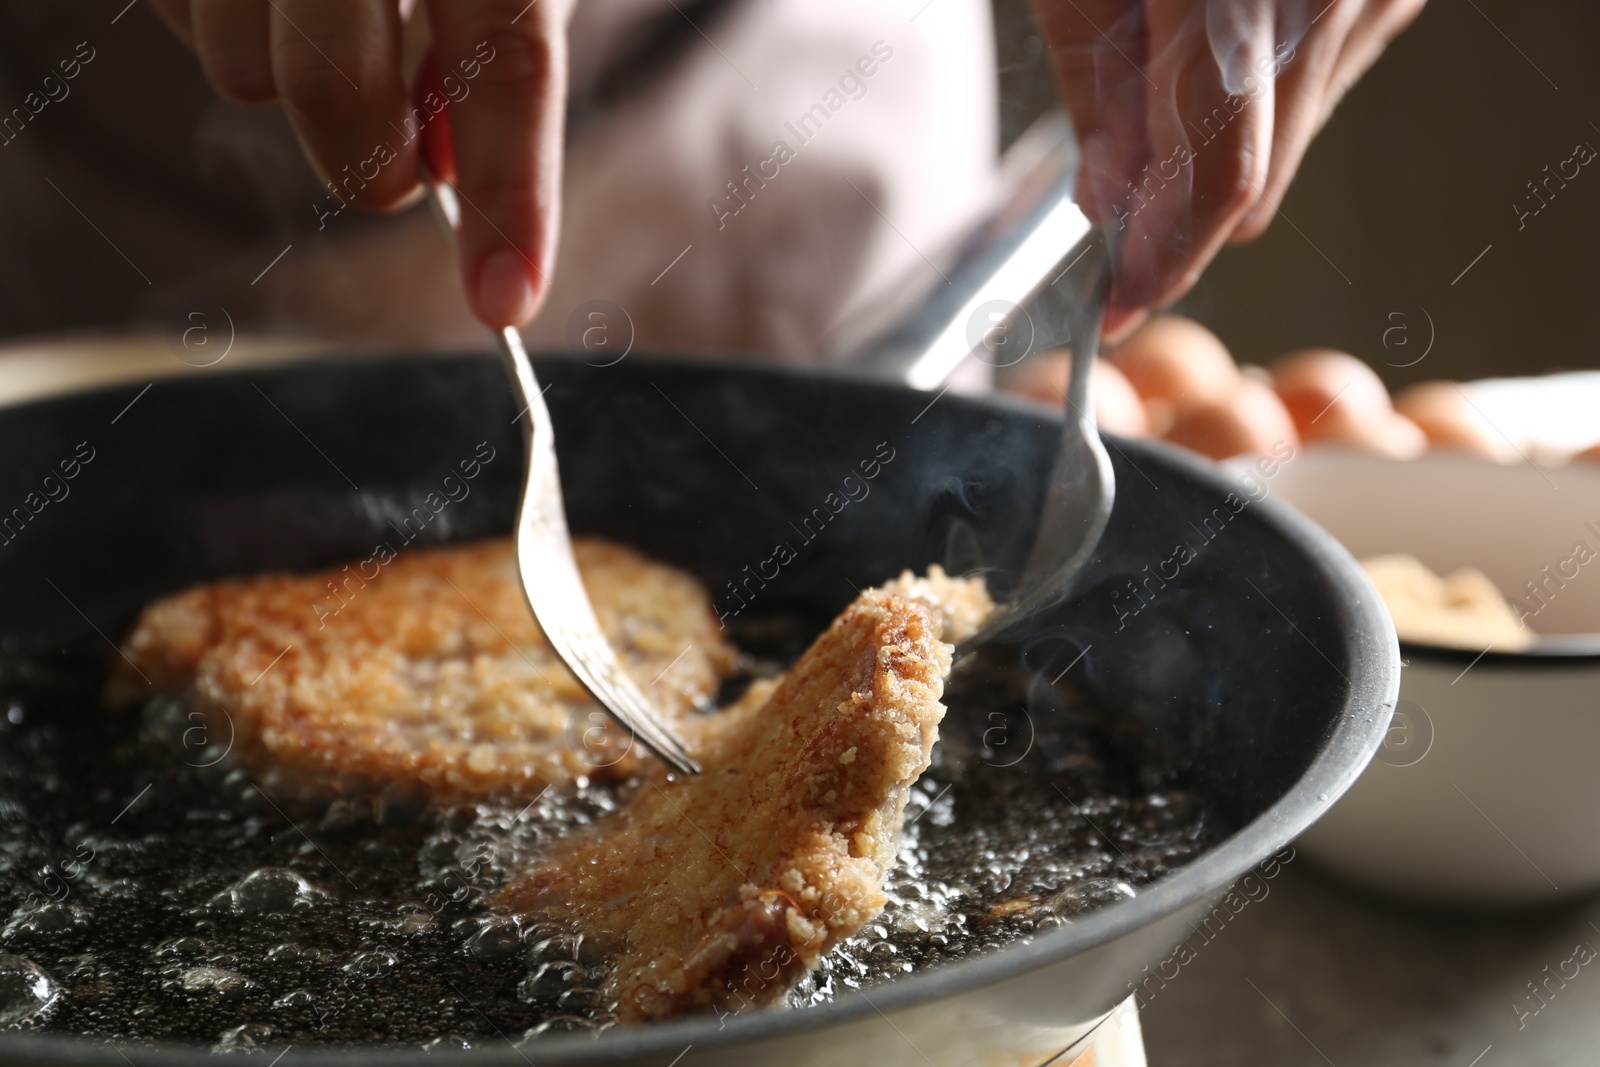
[1360,553,1535,651]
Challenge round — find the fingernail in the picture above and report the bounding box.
[474,248,536,326]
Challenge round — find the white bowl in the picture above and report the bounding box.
[1260,448,1600,908]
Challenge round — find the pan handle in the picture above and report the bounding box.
[836,110,1104,391]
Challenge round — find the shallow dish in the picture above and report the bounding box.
[1270,449,1600,908]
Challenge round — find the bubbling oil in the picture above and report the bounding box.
[0,642,1221,1050]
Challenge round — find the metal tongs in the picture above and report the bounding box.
[420,169,700,776]
[843,111,1116,649]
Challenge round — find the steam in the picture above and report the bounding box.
[1204,0,1314,96]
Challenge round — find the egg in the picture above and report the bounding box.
[1270,348,1392,437]
[1309,403,1430,459]
[1092,357,1150,437]
[1376,412,1430,459]
[1268,348,1429,458]
[1111,316,1239,435]
[998,351,1150,437]
[1165,377,1300,460]
[1394,380,1516,461]
[998,350,1069,405]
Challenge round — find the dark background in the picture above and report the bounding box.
[2,1,1595,391]
[996,0,1600,390]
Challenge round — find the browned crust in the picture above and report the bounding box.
[499,584,971,1021]
[107,538,735,798]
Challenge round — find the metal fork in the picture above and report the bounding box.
[420,172,700,776]
[844,112,1116,649]
[961,226,1113,651]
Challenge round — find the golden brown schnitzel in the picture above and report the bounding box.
[112,535,990,1019]
[499,568,990,1021]
[108,538,734,799]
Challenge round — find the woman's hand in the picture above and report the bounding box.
[150,0,571,328]
[1032,0,1425,335]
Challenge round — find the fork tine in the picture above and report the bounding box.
[551,624,700,772]
[500,324,701,776]
[514,525,701,777]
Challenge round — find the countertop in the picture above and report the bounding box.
[1141,859,1600,1066]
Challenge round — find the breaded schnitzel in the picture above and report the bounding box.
[499,568,990,1021]
[107,538,734,798]
[111,537,989,1019]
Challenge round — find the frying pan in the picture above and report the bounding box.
[0,351,1396,1065]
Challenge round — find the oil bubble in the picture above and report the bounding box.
[0,954,58,1028]
[207,868,320,916]
[343,949,397,980]
[3,902,93,942]
[462,916,522,962]
[518,1015,603,1041]
[518,960,588,1006]
[272,989,315,1009]
[154,937,211,959]
[1047,878,1137,919]
[213,1022,275,1052]
[174,966,253,1001]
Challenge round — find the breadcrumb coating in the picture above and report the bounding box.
[499,570,992,1021]
[878,564,994,644]
[107,538,735,798]
[1361,553,1535,651]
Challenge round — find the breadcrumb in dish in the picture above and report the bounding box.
[106,538,735,799]
[499,569,992,1021]
[1361,553,1534,651]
